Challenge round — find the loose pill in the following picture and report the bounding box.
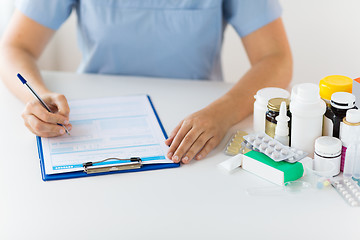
[323,180,331,187]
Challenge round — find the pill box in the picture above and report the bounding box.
[242,150,305,186]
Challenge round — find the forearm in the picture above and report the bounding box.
[0,45,50,104]
[207,52,292,128]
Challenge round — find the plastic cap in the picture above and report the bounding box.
[315,136,342,157]
[290,83,326,116]
[275,101,290,136]
[330,92,356,109]
[346,109,360,123]
[354,78,360,84]
[254,87,290,106]
[319,75,353,101]
[295,83,320,103]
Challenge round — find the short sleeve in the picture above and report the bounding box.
[15,0,77,30]
[223,0,282,37]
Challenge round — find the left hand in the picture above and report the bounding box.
[165,105,232,164]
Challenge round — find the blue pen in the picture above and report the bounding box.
[17,73,70,135]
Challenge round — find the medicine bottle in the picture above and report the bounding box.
[253,88,290,133]
[319,75,353,136]
[314,136,342,176]
[323,92,357,138]
[290,83,326,155]
[265,98,290,138]
[339,109,360,171]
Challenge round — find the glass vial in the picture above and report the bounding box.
[265,98,290,138]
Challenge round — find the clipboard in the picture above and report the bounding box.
[36,95,180,181]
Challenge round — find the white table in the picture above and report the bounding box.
[0,71,359,240]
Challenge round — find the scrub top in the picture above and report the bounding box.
[16,0,282,81]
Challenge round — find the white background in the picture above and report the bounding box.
[0,0,360,84]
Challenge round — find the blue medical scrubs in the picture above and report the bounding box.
[16,0,282,81]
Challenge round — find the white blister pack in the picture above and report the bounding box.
[331,178,360,207]
[243,132,307,163]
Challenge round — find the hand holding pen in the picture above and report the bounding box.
[17,73,72,137]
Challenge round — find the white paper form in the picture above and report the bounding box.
[41,95,173,175]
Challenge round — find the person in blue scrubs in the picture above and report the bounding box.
[0,0,292,164]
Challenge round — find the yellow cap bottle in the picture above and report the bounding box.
[319,75,353,102]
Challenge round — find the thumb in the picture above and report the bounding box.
[51,94,70,118]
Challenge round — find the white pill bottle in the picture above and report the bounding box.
[290,83,326,155]
[253,87,290,133]
[314,136,342,176]
[339,109,360,171]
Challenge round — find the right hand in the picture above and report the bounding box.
[22,92,72,137]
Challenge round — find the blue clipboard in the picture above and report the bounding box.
[36,95,180,181]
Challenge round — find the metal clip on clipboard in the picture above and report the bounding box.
[83,157,142,174]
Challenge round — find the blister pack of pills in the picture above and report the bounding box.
[243,132,307,163]
[331,178,360,207]
[224,130,247,156]
[286,147,309,163]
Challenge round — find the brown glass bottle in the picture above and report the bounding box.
[265,98,291,138]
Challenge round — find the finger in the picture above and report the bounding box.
[165,120,183,146]
[167,121,192,160]
[195,137,219,161]
[180,132,211,164]
[25,101,69,125]
[51,94,70,117]
[172,127,203,163]
[64,124,72,131]
[26,114,66,137]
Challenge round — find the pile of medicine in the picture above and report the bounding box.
[221,75,360,206]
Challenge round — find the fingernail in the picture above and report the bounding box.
[68,125,72,130]
[172,155,179,162]
[60,129,65,134]
[64,120,69,125]
[196,154,202,160]
[182,156,189,163]
[168,152,173,158]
